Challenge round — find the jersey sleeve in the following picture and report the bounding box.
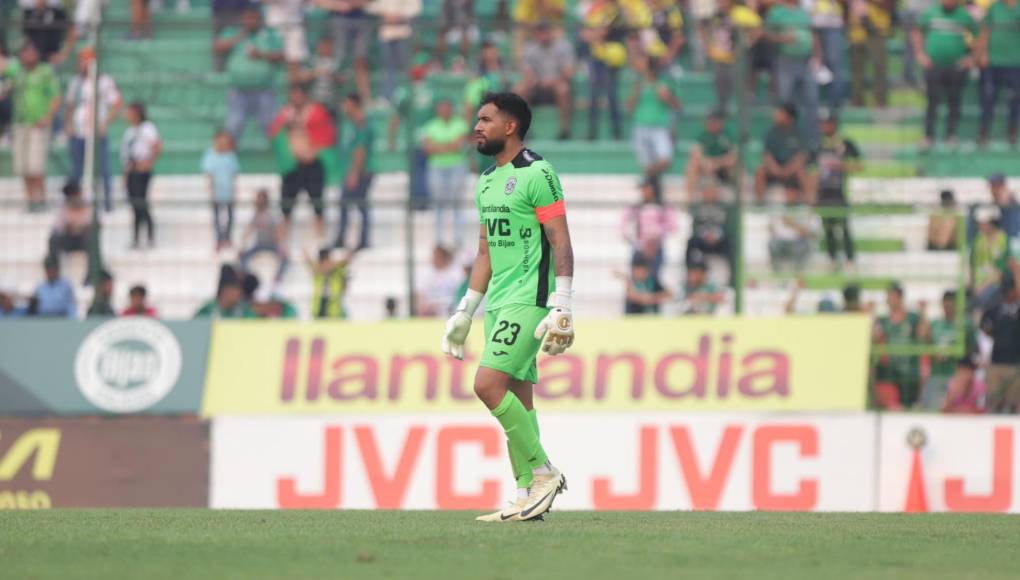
[528,161,566,224]
[966,12,979,36]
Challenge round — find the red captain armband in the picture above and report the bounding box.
[535,200,566,224]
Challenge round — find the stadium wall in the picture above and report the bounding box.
[2,318,1019,512]
[208,414,1020,513]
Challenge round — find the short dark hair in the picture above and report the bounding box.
[888,282,904,297]
[62,182,82,197]
[687,258,707,272]
[480,92,532,139]
[779,103,798,120]
[129,101,147,122]
[344,92,362,107]
[632,256,651,270]
[958,353,980,369]
[943,289,957,302]
[843,284,860,304]
[130,285,147,298]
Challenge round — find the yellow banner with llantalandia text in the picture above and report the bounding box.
[201,316,871,415]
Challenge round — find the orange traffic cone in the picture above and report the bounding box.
[904,448,929,513]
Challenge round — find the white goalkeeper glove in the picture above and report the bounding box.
[442,289,483,360]
[534,277,574,356]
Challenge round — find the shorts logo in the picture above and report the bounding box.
[74,318,183,413]
[504,177,517,196]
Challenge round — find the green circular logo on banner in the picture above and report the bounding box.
[74,319,182,413]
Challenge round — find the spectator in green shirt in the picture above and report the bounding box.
[913,0,978,148]
[972,205,1009,310]
[754,104,808,204]
[679,256,725,315]
[685,110,737,195]
[918,289,977,410]
[8,42,61,211]
[86,270,115,318]
[336,93,375,251]
[213,8,284,144]
[623,256,672,315]
[627,57,680,200]
[388,58,433,209]
[765,0,820,147]
[977,0,1020,146]
[873,282,928,410]
[422,99,470,247]
[194,277,255,318]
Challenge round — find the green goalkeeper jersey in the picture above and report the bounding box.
[476,148,565,311]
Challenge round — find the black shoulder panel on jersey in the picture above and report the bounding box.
[535,225,551,308]
[482,163,498,176]
[511,148,544,168]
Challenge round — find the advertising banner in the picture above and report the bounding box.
[878,415,1020,513]
[0,417,208,508]
[210,413,876,511]
[0,319,210,415]
[202,316,871,415]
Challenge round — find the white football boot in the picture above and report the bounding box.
[476,497,529,522]
[517,466,566,521]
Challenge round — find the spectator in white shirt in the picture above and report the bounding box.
[264,0,308,80]
[367,0,422,102]
[768,187,819,273]
[415,246,465,317]
[120,102,161,249]
[65,46,121,212]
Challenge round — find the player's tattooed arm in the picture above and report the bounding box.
[543,216,574,278]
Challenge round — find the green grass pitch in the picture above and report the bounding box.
[2,510,1018,579]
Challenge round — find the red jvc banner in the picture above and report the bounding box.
[210,414,877,511]
[211,414,1020,512]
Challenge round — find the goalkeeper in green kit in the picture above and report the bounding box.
[441,92,574,522]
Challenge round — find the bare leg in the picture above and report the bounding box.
[508,378,534,410]
[474,366,512,410]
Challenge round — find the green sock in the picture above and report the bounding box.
[510,408,542,489]
[492,392,547,471]
[508,439,531,489]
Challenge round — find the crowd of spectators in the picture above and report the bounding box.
[767,172,1020,415]
[1,1,1020,417]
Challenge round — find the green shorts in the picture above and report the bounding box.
[479,304,549,384]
